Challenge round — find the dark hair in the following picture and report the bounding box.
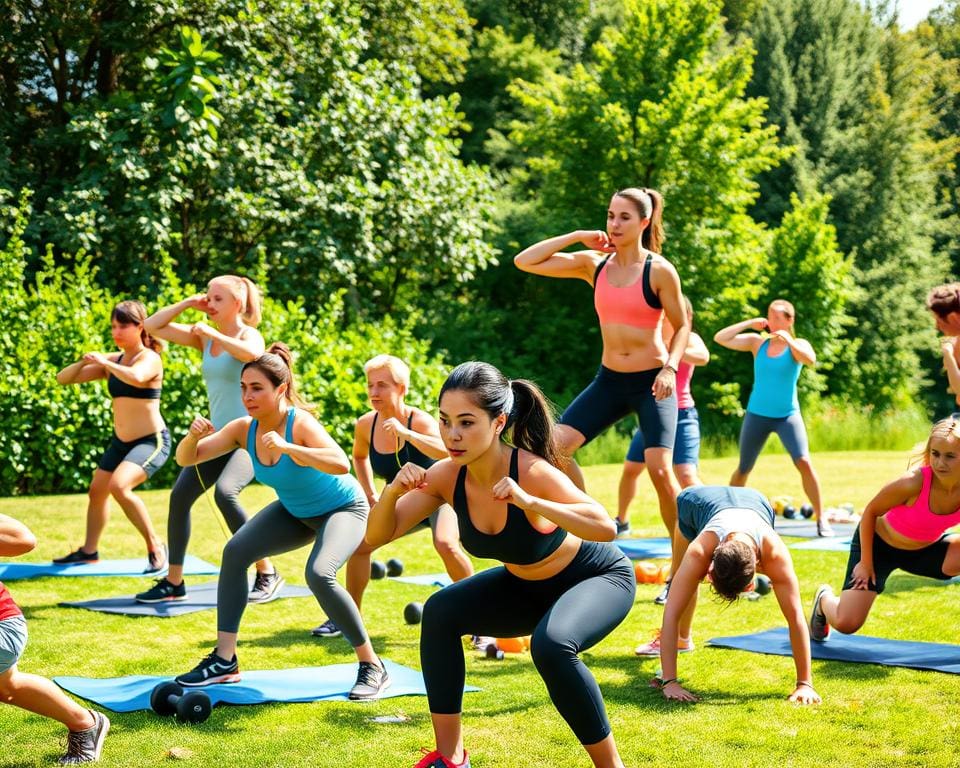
[710,539,756,602]
[927,283,960,318]
[111,300,164,353]
[241,342,315,413]
[614,187,664,253]
[439,361,559,466]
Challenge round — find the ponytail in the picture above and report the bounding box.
[615,187,665,253]
[241,341,315,413]
[210,275,263,328]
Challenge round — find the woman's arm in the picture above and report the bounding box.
[381,411,447,461]
[713,318,767,352]
[682,332,710,366]
[56,358,107,385]
[144,296,207,349]
[513,231,610,282]
[653,264,691,400]
[263,413,350,474]
[771,330,816,366]
[352,416,380,506]
[176,417,246,466]
[87,350,161,387]
[0,514,37,557]
[492,459,616,541]
[941,337,960,405]
[366,463,447,547]
[852,471,922,589]
[190,323,265,363]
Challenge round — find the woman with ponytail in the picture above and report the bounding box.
[54,300,170,571]
[367,361,635,768]
[514,188,689,604]
[171,343,389,700]
[136,276,281,605]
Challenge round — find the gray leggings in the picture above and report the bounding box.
[737,411,810,474]
[168,450,254,566]
[217,498,370,646]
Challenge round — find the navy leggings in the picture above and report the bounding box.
[420,541,635,745]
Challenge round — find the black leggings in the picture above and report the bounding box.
[420,541,635,745]
[168,450,254,567]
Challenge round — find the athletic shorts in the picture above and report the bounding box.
[737,411,809,474]
[98,429,171,477]
[0,615,27,674]
[560,366,677,450]
[626,406,700,465]
[842,525,955,594]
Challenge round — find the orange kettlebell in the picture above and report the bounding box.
[634,561,660,584]
[496,636,529,653]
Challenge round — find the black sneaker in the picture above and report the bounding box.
[311,619,342,638]
[175,650,240,687]
[809,584,833,641]
[135,577,187,604]
[58,710,109,764]
[348,659,391,701]
[615,519,631,538]
[248,571,285,604]
[653,578,671,606]
[53,549,99,565]
[144,543,168,574]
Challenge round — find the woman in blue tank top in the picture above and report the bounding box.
[136,276,281,605]
[169,343,388,700]
[714,299,831,536]
[368,362,635,768]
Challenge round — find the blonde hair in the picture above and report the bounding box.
[768,298,795,329]
[363,355,411,391]
[921,417,960,467]
[209,275,262,327]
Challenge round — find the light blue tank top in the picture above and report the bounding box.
[746,339,801,418]
[202,340,246,429]
[247,408,362,519]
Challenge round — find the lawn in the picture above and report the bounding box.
[1,451,958,767]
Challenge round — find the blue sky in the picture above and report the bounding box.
[892,0,942,28]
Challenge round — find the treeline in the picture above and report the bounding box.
[1,0,959,493]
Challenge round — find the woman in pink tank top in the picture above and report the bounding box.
[808,418,960,641]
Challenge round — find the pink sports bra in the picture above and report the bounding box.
[884,466,960,543]
[593,255,663,330]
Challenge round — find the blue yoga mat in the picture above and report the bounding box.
[389,573,452,587]
[0,554,218,580]
[59,581,314,617]
[614,538,672,560]
[707,627,960,674]
[54,660,480,713]
[774,520,859,539]
[791,536,854,552]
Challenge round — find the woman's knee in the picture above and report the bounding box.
[554,425,584,456]
[432,536,464,561]
[213,483,243,510]
[421,590,459,632]
[529,629,575,674]
[0,668,19,700]
[304,562,339,595]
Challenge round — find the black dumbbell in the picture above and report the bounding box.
[150,681,212,724]
[370,560,386,580]
[800,503,814,519]
[386,558,404,577]
[783,504,798,520]
[404,601,423,625]
[485,642,504,660]
[754,574,772,595]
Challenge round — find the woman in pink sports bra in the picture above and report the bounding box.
[514,189,690,597]
[809,418,960,640]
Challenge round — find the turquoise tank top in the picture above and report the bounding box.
[746,339,801,418]
[202,339,246,429]
[247,408,363,519]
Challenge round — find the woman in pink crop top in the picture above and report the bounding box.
[514,188,690,576]
[809,418,960,641]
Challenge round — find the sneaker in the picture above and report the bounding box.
[175,650,240,687]
[412,748,471,768]
[817,518,835,537]
[58,710,109,764]
[135,577,187,604]
[634,629,695,657]
[653,579,672,606]
[144,543,168,574]
[53,549,99,565]
[248,571,285,604]
[470,635,496,651]
[310,619,342,638]
[809,584,833,642]
[615,519,631,538]
[348,659,391,701]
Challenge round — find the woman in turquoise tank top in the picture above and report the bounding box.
[714,299,831,536]
[136,276,281,605]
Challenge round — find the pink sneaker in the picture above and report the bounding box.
[634,630,695,657]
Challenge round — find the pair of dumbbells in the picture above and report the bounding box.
[150,681,212,723]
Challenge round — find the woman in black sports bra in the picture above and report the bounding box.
[53,301,170,572]
[311,355,473,638]
[367,361,635,768]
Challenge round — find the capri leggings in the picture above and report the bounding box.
[168,449,254,567]
[420,540,635,745]
[560,366,677,450]
[217,498,370,645]
[841,525,956,594]
[737,411,809,474]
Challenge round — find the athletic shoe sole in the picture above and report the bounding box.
[135,594,189,604]
[348,675,392,702]
[634,643,695,657]
[248,575,286,604]
[809,585,832,641]
[176,672,241,688]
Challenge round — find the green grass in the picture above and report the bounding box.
[2,452,959,767]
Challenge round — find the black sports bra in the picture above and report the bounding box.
[452,449,567,565]
[107,355,161,400]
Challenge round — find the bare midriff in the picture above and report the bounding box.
[112,398,165,442]
[505,535,582,580]
[600,323,668,372]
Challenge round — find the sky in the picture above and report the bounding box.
[892,0,943,28]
